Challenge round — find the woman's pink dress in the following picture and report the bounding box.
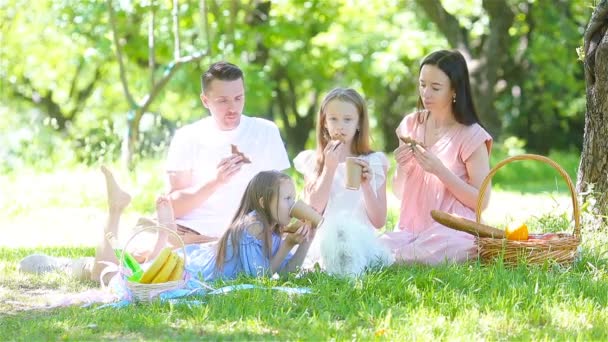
[381,112,492,265]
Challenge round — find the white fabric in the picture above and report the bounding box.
[293,150,392,275]
[293,150,387,227]
[166,115,290,236]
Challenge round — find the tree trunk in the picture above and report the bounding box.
[413,0,514,138]
[577,0,608,220]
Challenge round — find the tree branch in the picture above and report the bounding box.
[149,3,156,88]
[13,78,67,131]
[286,75,299,119]
[68,58,85,100]
[172,0,181,59]
[107,0,137,109]
[274,73,291,132]
[480,0,515,83]
[413,0,469,50]
[69,67,103,120]
[140,53,207,114]
[200,0,212,54]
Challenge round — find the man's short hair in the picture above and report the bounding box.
[201,62,244,93]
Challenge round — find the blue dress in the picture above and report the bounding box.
[179,216,292,282]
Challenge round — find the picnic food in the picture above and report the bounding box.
[139,247,185,283]
[231,144,251,163]
[505,222,529,241]
[399,134,424,148]
[332,134,346,143]
[150,252,179,283]
[430,210,505,238]
[168,255,185,281]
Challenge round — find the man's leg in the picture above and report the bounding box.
[175,225,218,245]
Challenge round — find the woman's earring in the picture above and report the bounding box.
[452,94,456,103]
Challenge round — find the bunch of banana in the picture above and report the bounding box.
[139,247,185,284]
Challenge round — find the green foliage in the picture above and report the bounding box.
[498,0,588,154]
[1,0,590,169]
[490,141,581,194]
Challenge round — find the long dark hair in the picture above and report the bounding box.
[214,171,291,272]
[416,50,482,126]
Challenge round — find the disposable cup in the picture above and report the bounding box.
[345,157,362,190]
[289,200,324,227]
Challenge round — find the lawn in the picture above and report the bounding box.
[2,151,608,340]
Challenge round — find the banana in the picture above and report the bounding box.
[168,255,184,281]
[151,252,178,283]
[139,247,172,284]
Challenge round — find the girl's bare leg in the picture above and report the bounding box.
[91,166,132,283]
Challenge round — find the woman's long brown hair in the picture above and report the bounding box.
[214,170,291,273]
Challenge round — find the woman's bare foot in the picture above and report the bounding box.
[101,165,131,212]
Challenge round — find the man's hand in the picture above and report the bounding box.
[215,154,244,185]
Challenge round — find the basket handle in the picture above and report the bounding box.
[120,225,187,269]
[475,154,580,237]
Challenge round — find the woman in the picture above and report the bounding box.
[382,50,493,265]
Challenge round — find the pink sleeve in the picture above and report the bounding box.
[459,124,493,162]
[395,112,419,139]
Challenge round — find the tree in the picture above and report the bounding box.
[106,0,208,169]
[413,0,514,138]
[577,0,608,219]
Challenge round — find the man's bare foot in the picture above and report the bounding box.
[157,196,177,231]
[101,165,131,211]
[156,196,178,246]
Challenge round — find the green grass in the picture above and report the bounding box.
[3,251,608,340]
[2,149,607,340]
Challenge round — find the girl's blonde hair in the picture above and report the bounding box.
[313,87,373,178]
[215,170,292,272]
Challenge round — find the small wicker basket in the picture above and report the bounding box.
[121,225,187,302]
[475,154,581,266]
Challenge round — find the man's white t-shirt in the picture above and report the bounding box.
[166,115,291,237]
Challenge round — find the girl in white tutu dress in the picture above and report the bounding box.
[294,88,393,277]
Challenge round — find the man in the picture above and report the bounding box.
[166,62,290,244]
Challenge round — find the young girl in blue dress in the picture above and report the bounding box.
[88,168,313,283]
[181,170,313,281]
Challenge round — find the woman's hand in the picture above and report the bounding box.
[412,145,448,177]
[394,144,415,168]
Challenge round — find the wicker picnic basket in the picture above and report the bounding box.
[475,154,581,266]
[121,225,187,301]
